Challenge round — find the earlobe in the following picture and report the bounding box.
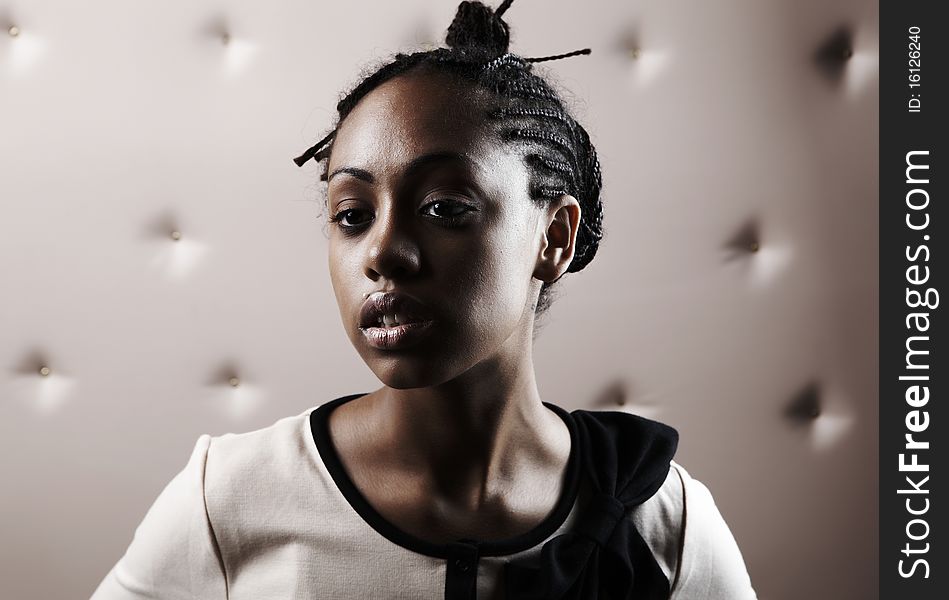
[533,195,581,282]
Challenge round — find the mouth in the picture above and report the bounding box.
[358,291,436,350]
[361,312,430,329]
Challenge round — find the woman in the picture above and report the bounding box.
[91,1,756,598]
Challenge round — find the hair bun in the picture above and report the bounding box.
[445,1,511,58]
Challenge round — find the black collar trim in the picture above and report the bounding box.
[309,393,583,559]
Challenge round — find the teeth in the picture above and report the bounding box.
[383,313,399,328]
[370,312,422,328]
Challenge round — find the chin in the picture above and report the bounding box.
[373,369,440,390]
[366,355,458,390]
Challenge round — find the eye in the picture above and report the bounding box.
[420,197,476,224]
[329,207,373,229]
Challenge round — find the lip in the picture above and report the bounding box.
[358,291,436,350]
[361,320,435,350]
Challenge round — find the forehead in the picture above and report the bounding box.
[329,70,499,174]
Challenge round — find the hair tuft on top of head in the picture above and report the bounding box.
[445,0,513,58]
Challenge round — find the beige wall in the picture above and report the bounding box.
[0,0,878,598]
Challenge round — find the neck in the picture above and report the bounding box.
[359,343,569,510]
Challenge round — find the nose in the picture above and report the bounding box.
[364,202,421,282]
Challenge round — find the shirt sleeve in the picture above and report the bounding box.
[89,434,228,600]
[669,462,757,600]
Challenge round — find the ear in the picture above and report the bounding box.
[533,194,581,283]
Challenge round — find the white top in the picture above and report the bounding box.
[89,404,757,599]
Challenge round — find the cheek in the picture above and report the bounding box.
[328,241,358,317]
[446,215,537,331]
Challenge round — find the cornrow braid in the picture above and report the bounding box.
[488,106,574,129]
[533,185,570,199]
[525,153,575,181]
[504,128,577,165]
[492,80,561,103]
[481,52,529,73]
[293,0,605,318]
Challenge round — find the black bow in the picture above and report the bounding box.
[504,410,679,599]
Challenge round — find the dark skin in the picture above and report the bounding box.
[325,68,583,543]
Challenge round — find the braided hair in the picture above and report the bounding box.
[294,0,604,318]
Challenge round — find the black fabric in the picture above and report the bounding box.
[503,409,679,599]
[445,541,480,599]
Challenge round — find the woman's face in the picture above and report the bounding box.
[325,69,567,389]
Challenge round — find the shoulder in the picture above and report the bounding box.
[651,461,758,599]
[567,409,683,587]
[570,408,679,452]
[569,409,757,598]
[90,433,227,598]
[569,408,679,505]
[202,407,319,501]
[89,410,318,598]
[627,459,686,585]
[205,408,313,474]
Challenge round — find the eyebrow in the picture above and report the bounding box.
[327,151,479,184]
[327,166,374,184]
